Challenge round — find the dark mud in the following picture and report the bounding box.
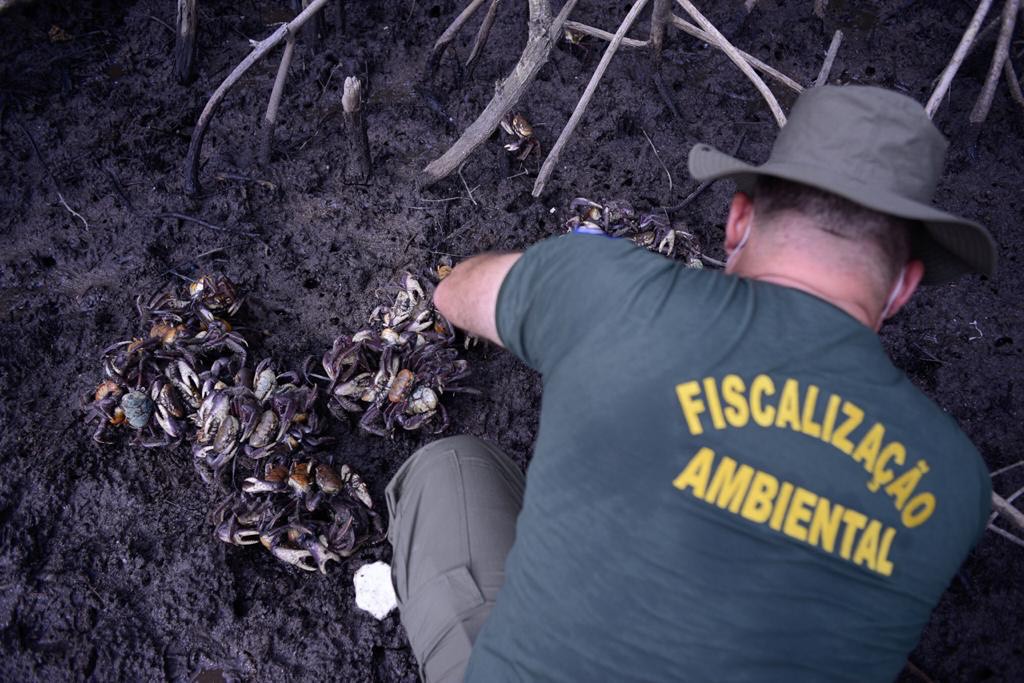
[1,0,1022,680]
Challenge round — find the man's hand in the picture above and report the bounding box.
[434,252,522,346]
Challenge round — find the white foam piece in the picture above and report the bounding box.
[354,561,398,620]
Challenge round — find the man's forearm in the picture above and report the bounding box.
[433,251,522,346]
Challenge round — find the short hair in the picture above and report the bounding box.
[750,177,915,279]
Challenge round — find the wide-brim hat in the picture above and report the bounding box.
[688,85,997,284]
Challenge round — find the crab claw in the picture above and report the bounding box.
[269,545,318,572]
[302,536,341,574]
[215,517,261,546]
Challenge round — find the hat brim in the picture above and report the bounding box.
[688,143,997,285]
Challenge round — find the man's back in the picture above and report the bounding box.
[466,235,990,682]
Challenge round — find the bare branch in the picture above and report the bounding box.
[259,33,297,166]
[970,0,1019,124]
[174,0,198,84]
[466,0,502,72]
[420,0,581,186]
[675,0,787,126]
[532,0,652,197]
[926,0,995,119]
[993,491,1024,532]
[669,15,803,93]
[1005,58,1024,113]
[563,20,648,48]
[183,0,331,195]
[814,29,844,88]
[650,0,672,62]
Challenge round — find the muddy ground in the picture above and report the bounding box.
[1,0,1022,680]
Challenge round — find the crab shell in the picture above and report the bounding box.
[120,390,154,430]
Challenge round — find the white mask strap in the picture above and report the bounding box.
[878,266,907,325]
[726,219,753,269]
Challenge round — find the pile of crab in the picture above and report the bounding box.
[564,198,710,266]
[85,273,385,574]
[320,272,476,437]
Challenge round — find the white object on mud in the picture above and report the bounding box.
[354,561,398,620]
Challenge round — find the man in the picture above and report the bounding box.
[385,86,997,682]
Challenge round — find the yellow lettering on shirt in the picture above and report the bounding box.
[671,374,940,531]
[830,402,864,455]
[672,447,715,498]
[721,374,750,429]
[740,470,778,523]
[801,384,823,439]
[675,381,706,436]
[671,447,900,577]
[706,457,754,513]
[775,379,802,432]
[750,375,776,427]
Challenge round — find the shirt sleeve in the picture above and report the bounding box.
[495,233,659,374]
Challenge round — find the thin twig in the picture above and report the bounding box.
[992,491,1024,532]
[16,120,89,230]
[457,161,479,206]
[649,0,672,61]
[990,460,1024,477]
[1005,58,1024,113]
[147,14,175,33]
[661,132,744,212]
[431,0,488,56]
[259,32,297,166]
[149,212,260,238]
[925,0,995,119]
[988,523,1024,548]
[675,0,786,127]
[183,0,331,195]
[533,0,652,197]
[814,29,844,88]
[563,20,648,48]
[970,0,1020,124]
[669,15,803,93]
[466,0,502,73]
[421,0,579,186]
[641,128,672,192]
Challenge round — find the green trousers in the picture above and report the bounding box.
[386,435,525,683]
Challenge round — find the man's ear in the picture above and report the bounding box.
[724,192,754,255]
[880,259,925,323]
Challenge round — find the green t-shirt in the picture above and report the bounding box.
[466,234,990,682]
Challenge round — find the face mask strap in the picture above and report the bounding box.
[726,218,754,269]
[878,265,907,325]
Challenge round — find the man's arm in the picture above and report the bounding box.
[433,252,522,346]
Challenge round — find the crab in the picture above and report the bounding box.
[191,357,332,483]
[221,458,384,574]
[500,112,541,162]
[355,339,476,437]
[565,197,706,265]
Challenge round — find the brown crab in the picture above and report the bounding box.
[500,112,541,162]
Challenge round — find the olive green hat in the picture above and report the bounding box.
[688,85,997,284]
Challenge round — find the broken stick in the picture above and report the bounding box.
[420,0,580,186]
[532,0,651,197]
[343,76,372,181]
[259,33,297,166]
[925,0,995,119]
[466,0,501,74]
[183,0,331,195]
[675,0,787,126]
[174,0,198,84]
[969,0,1019,125]
[669,15,803,93]
[814,29,843,88]
[993,491,1024,533]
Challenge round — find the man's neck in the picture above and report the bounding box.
[733,256,881,330]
